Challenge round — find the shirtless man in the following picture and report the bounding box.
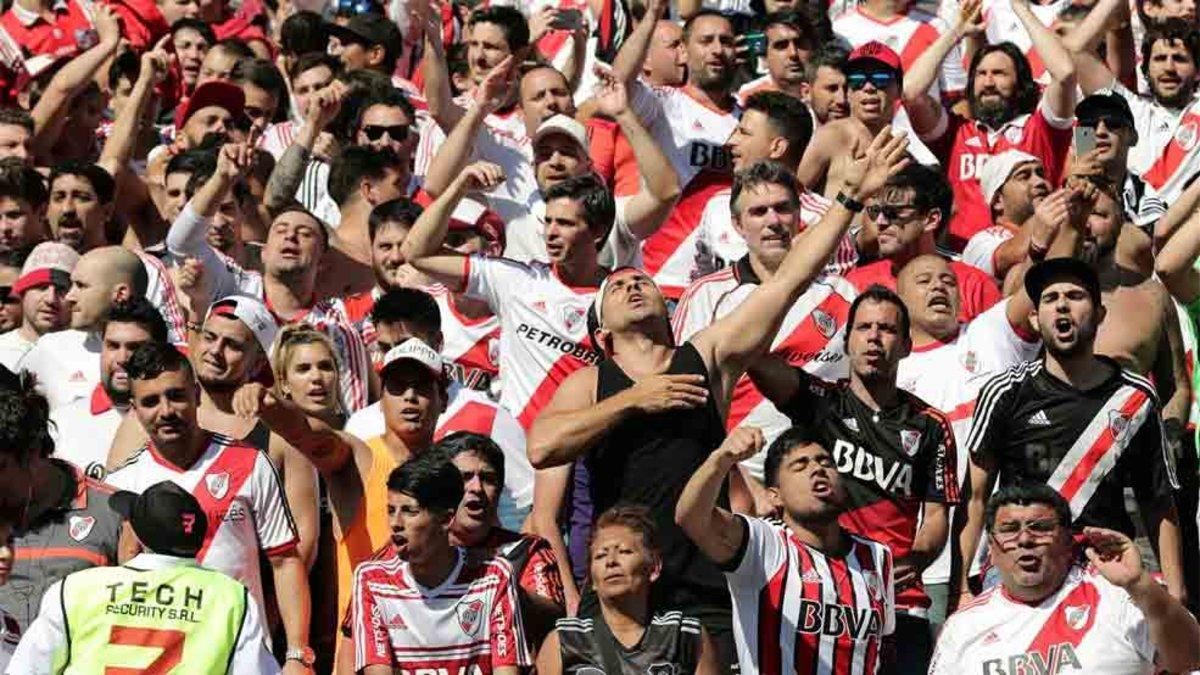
[799,42,907,196]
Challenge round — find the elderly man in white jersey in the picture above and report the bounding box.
[677,425,895,675]
[107,341,315,673]
[609,2,744,298]
[931,484,1200,675]
[1066,4,1200,205]
[676,160,858,482]
[893,254,1042,628]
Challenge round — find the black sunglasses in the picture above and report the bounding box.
[361,124,411,142]
[865,203,917,221]
[1078,114,1131,131]
[847,71,897,91]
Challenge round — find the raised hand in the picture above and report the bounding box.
[93,4,121,47]
[955,0,986,38]
[474,55,517,113]
[171,255,210,320]
[216,141,255,181]
[459,161,505,191]
[645,0,668,21]
[232,382,279,419]
[1032,188,1071,233]
[305,81,346,132]
[625,374,709,414]
[141,35,172,85]
[713,426,765,468]
[844,127,912,201]
[593,66,630,118]
[529,6,558,42]
[1083,527,1145,589]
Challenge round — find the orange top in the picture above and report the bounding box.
[335,435,400,618]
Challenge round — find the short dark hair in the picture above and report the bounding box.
[386,453,464,514]
[763,425,825,488]
[591,506,661,560]
[184,154,250,204]
[984,484,1073,533]
[166,149,217,182]
[804,42,848,84]
[171,18,216,45]
[730,161,800,217]
[327,145,401,207]
[49,162,115,205]
[967,43,1039,118]
[101,298,169,345]
[126,341,194,383]
[432,431,506,487]
[0,369,52,459]
[107,50,141,91]
[0,159,47,209]
[234,58,287,104]
[447,42,470,96]
[368,197,422,241]
[883,164,953,226]
[329,69,395,142]
[371,287,440,332]
[682,9,732,42]
[1141,20,1200,76]
[289,52,341,83]
[845,284,911,343]
[213,38,255,61]
[353,88,416,133]
[271,204,329,250]
[542,174,615,247]
[0,108,33,133]
[764,10,819,47]
[280,10,328,57]
[468,6,530,52]
[744,91,814,160]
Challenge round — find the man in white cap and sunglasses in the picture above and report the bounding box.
[0,242,74,370]
[8,481,280,674]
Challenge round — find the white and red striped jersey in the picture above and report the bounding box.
[726,516,894,675]
[693,187,858,280]
[105,434,299,619]
[832,7,967,93]
[938,0,1065,82]
[960,222,1019,280]
[429,285,502,394]
[464,255,600,429]
[673,261,855,478]
[930,102,1073,250]
[896,300,1041,585]
[343,383,535,512]
[931,565,1157,675]
[1121,85,1200,206]
[350,549,531,673]
[260,120,301,160]
[629,80,741,296]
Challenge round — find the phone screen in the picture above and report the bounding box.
[745,32,767,56]
[552,9,583,30]
[1073,126,1097,156]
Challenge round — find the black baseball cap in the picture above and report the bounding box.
[327,13,401,53]
[1075,93,1137,142]
[110,482,208,557]
[1024,257,1101,306]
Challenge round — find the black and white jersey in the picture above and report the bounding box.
[556,610,703,675]
[966,358,1177,533]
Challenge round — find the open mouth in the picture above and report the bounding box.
[928,294,951,311]
[811,477,832,498]
[1016,553,1041,571]
[463,497,487,517]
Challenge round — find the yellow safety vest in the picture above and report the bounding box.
[53,561,248,674]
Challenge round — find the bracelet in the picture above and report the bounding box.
[836,191,865,213]
[1028,240,1049,261]
[185,321,202,332]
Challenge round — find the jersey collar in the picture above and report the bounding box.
[733,255,760,285]
[90,384,114,415]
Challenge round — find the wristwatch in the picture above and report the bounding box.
[285,646,316,668]
[836,191,865,213]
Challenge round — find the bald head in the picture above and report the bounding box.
[896,254,960,341]
[65,247,148,330]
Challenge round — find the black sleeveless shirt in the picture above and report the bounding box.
[557,610,703,675]
[588,343,730,618]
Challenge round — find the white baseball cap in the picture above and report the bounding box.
[979,150,1041,208]
[13,242,78,295]
[532,114,588,154]
[205,295,278,356]
[380,338,443,379]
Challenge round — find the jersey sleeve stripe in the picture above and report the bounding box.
[964,361,1039,456]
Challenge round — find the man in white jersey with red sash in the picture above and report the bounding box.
[893,254,1042,628]
[107,342,315,673]
[931,484,1200,675]
[677,425,895,675]
[1067,1,1200,205]
[610,1,743,298]
[676,161,857,480]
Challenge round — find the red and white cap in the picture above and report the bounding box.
[13,241,78,295]
[205,295,278,356]
[380,338,443,379]
[846,41,903,75]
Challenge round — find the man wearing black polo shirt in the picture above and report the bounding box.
[749,284,957,674]
[956,258,1184,604]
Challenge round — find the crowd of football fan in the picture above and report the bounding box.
[2,0,1200,671]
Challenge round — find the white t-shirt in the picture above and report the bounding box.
[961,225,1017,280]
[345,383,534,512]
[48,385,122,481]
[931,566,1156,675]
[0,329,34,372]
[896,299,1041,585]
[19,330,100,412]
[105,435,299,620]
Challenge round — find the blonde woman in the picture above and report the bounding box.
[272,324,347,430]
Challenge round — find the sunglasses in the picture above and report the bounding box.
[1078,114,1131,131]
[990,517,1061,546]
[361,124,411,142]
[0,286,15,304]
[847,71,897,91]
[864,203,917,222]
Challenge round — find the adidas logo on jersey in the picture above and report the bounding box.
[982,631,1000,645]
[842,418,860,433]
[1028,410,1052,426]
[800,568,823,584]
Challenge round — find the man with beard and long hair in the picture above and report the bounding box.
[956,257,1186,611]
[676,426,895,675]
[1067,1,1200,206]
[903,0,1078,250]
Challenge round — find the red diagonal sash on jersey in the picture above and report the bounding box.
[1024,580,1099,667]
[1142,108,1200,191]
[189,445,258,563]
[1046,385,1152,518]
[436,400,498,440]
[516,353,591,430]
[642,170,732,297]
